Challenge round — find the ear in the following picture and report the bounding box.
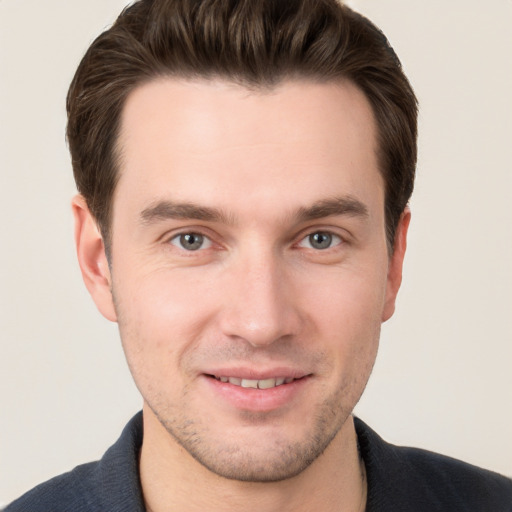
[72,195,117,322]
[382,208,411,322]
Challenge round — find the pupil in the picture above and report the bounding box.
[310,232,332,249]
[181,233,203,250]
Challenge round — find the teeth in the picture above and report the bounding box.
[216,376,295,389]
[257,378,276,389]
[241,379,259,388]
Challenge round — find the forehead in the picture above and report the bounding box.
[119,77,376,157]
[115,78,382,220]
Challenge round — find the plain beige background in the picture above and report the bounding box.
[1,0,511,504]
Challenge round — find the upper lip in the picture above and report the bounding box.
[203,367,310,380]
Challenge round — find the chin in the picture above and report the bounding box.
[182,436,336,483]
[154,401,348,483]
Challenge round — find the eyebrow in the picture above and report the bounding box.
[140,201,233,225]
[139,195,368,226]
[296,196,369,222]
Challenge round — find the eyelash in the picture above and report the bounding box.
[169,232,213,252]
[167,229,345,253]
[296,231,343,251]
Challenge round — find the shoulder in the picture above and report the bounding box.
[4,462,102,512]
[355,417,512,512]
[393,444,512,508]
[5,412,145,512]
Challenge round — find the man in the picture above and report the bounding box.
[5,0,512,510]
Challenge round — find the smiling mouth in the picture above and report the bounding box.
[208,375,301,389]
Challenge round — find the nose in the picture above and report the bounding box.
[218,250,302,348]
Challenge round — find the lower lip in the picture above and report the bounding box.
[202,375,310,412]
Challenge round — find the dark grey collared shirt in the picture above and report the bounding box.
[6,413,146,512]
[6,412,512,511]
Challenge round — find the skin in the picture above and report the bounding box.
[73,78,409,512]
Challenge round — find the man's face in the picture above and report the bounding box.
[81,78,407,482]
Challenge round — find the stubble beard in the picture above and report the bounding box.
[112,286,380,483]
[145,380,358,483]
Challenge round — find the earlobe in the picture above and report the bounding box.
[72,195,117,322]
[382,208,411,322]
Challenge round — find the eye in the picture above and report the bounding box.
[298,231,342,250]
[169,232,212,251]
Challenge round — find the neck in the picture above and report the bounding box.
[140,407,366,512]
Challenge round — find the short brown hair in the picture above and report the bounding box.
[67,0,417,253]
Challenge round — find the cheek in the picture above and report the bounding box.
[112,266,220,365]
[304,261,388,327]
[301,264,386,367]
